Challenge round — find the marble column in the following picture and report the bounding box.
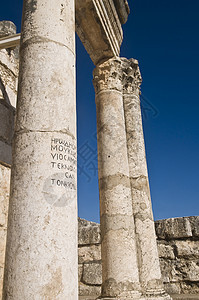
[3,0,78,299]
[122,58,171,300]
[93,57,141,300]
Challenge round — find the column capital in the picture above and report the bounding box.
[93,57,142,96]
[121,57,142,96]
[93,57,123,94]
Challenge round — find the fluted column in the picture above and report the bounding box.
[93,57,141,300]
[3,0,78,299]
[122,58,171,300]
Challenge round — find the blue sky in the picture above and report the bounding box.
[1,0,199,222]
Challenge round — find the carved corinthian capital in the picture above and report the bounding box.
[121,57,142,96]
[93,57,142,96]
[93,57,123,94]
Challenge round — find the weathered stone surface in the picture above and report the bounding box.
[78,218,101,245]
[189,216,199,237]
[0,101,14,145]
[157,242,175,260]
[82,262,102,285]
[0,164,10,227]
[3,1,78,299]
[0,22,19,110]
[0,21,18,168]
[179,282,199,295]
[78,245,101,264]
[0,47,19,78]
[174,240,199,259]
[114,0,130,24]
[0,163,10,295]
[79,282,101,298]
[155,218,193,240]
[76,0,128,64]
[77,216,199,298]
[174,261,199,282]
[122,58,167,298]
[93,57,141,299]
[164,283,181,295]
[0,141,12,166]
[0,21,16,38]
[172,295,199,299]
[79,264,83,282]
[160,259,199,283]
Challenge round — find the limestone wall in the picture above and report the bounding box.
[78,217,199,299]
[0,21,19,166]
[0,21,19,292]
[0,164,10,294]
[156,217,199,295]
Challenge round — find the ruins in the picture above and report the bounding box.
[0,0,198,299]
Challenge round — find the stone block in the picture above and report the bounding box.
[82,262,102,285]
[79,264,83,282]
[189,216,199,237]
[155,217,192,240]
[0,140,12,165]
[0,228,7,266]
[175,261,199,282]
[0,21,16,38]
[161,259,199,283]
[157,242,175,259]
[0,49,19,78]
[0,266,3,299]
[159,259,173,283]
[79,282,101,297]
[0,101,14,145]
[180,281,199,295]
[78,219,101,245]
[78,245,101,264]
[174,240,199,259]
[0,163,10,226]
[164,282,181,295]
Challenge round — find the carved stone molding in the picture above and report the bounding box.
[114,0,130,24]
[76,0,130,65]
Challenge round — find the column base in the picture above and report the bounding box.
[142,296,172,300]
[141,289,172,300]
[98,292,172,300]
[99,291,142,300]
[99,298,141,300]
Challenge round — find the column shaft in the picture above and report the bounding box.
[122,58,171,299]
[93,58,141,300]
[3,0,77,299]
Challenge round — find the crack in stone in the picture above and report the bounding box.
[20,35,75,56]
[0,61,18,78]
[14,129,75,140]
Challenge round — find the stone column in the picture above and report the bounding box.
[122,58,171,300]
[93,57,141,300]
[3,0,78,299]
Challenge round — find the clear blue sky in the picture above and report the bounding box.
[1,0,199,222]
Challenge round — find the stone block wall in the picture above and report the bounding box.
[155,217,199,295]
[78,217,199,299]
[78,218,102,299]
